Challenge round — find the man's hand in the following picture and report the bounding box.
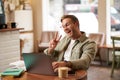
[48,32,62,54]
[52,61,66,72]
[52,61,71,72]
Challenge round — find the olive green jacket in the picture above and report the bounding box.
[44,32,97,70]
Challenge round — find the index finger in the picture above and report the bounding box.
[53,32,59,41]
[56,35,62,42]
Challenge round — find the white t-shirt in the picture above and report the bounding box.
[64,40,75,61]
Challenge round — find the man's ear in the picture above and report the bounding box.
[75,21,79,28]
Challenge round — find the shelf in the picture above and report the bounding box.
[0,28,24,32]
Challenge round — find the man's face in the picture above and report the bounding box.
[61,18,78,38]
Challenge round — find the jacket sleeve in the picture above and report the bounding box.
[70,41,97,70]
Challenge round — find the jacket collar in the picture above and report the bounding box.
[66,31,88,43]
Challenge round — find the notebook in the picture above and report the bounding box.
[1,68,24,76]
[22,53,57,76]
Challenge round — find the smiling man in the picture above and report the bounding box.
[44,15,97,72]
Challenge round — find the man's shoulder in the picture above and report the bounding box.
[81,38,96,46]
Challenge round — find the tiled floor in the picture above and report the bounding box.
[87,62,120,80]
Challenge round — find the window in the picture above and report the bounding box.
[42,0,98,35]
[110,0,120,36]
[0,0,5,24]
[0,1,3,14]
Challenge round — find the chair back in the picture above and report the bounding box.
[89,33,105,46]
[111,36,120,53]
[88,33,105,65]
[38,31,57,52]
[40,31,57,43]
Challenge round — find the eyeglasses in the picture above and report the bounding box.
[60,22,73,28]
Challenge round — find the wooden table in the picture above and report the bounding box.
[99,44,120,65]
[1,70,87,80]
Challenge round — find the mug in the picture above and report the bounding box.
[0,24,7,29]
[11,22,17,28]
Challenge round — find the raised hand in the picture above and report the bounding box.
[48,32,62,54]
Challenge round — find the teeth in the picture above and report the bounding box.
[65,30,71,34]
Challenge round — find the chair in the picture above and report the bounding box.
[88,33,105,65]
[38,31,57,52]
[110,36,120,77]
[20,39,24,60]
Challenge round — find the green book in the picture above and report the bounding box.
[1,68,24,76]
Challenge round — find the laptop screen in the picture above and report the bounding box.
[23,53,57,75]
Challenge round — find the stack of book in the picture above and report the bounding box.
[1,68,24,77]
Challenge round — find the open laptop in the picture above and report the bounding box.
[22,53,57,76]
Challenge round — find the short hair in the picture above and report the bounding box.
[60,15,79,28]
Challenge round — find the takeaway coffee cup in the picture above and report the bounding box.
[58,67,69,78]
[11,22,17,28]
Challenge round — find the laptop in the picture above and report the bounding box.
[22,53,57,76]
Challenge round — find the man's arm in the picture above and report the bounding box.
[70,41,97,70]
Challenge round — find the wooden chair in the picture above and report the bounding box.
[89,33,105,65]
[111,36,120,77]
[20,39,24,60]
[38,31,57,52]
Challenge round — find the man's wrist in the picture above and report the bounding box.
[48,48,54,54]
[64,61,72,67]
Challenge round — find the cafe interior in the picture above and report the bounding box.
[0,0,120,80]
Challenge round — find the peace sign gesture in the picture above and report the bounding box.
[48,32,62,54]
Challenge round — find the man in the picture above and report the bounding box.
[44,15,97,72]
